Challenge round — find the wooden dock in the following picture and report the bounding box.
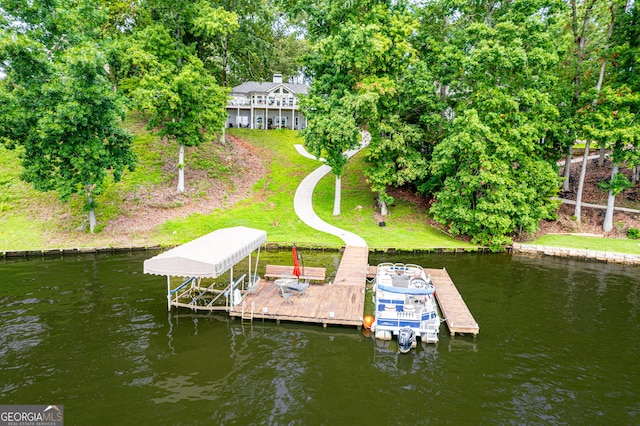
[229,247,479,337]
[428,268,479,337]
[367,265,479,337]
[229,245,368,327]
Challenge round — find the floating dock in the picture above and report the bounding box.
[232,247,479,338]
[367,265,479,337]
[229,245,368,327]
[428,268,479,337]
[146,227,478,336]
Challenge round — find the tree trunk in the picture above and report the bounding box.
[602,162,619,233]
[87,195,97,234]
[379,194,388,216]
[177,144,185,193]
[562,148,572,192]
[574,139,591,223]
[88,208,96,234]
[598,144,606,167]
[596,3,616,169]
[333,175,341,216]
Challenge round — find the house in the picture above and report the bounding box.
[226,74,309,130]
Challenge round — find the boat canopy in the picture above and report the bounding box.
[143,226,267,278]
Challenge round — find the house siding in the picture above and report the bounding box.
[226,75,308,130]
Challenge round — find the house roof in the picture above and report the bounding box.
[231,81,309,96]
[143,226,267,278]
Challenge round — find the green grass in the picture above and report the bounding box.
[154,129,344,247]
[0,216,45,250]
[531,234,640,255]
[156,130,474,250]
[0,145,51,249]
[314,149,475,250]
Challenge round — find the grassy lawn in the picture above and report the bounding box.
[2,119,639,255]
[313,149,475,250]
[531,234,640,255]
[154,128,345,247]
[0,145,48,249]
[157,130,474,250]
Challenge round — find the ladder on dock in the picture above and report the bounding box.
[241,301,255,323]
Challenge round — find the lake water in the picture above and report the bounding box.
[0,250,638,425]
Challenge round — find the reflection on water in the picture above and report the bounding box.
[0,251,638,424]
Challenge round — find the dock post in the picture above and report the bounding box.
[167,276,171,311]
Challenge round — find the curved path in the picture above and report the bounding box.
[293,133,370,247]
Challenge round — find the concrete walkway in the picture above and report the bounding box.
[293,133,370,247]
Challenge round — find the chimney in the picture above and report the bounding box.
[273,73,282,84]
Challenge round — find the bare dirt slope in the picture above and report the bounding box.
[40,134,266,247]
[537,157,640,238]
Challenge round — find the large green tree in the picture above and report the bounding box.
[299,0,419,216]
[0,0,136,233]
[134,0,235,193]
[416,1,565,248]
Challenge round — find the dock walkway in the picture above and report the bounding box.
[428,268,479,336]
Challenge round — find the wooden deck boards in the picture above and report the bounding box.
[227,248,480,337]
[428,268,479,336]
[229,245,368,327]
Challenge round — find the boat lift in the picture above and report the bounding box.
[143,226,267,312]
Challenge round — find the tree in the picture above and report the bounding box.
[299,0,419,216]
[418,2,565,248]
[134,0,235,193]
[301,106,359,215]
[578,86,640,232]
[0,1,136,233]
[573,1,617,223]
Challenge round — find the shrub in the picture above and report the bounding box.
[627,227,640,239]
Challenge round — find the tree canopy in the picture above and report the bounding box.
[0,0,136,233]
[1,0,639,244]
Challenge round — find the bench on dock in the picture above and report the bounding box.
[264,264,326,284]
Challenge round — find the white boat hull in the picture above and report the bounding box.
[372,263,441,349]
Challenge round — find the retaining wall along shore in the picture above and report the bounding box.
[3,243,640,266]
[512,243,640,266]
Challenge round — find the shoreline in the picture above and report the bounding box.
[0,243,491,258]
[4,242,639,266]
[512,243,640,266]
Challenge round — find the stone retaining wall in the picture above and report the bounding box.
[1,246,162,258]
[4,244,639,266]
[513,243,640,266]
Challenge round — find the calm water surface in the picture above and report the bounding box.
[0,250,638,425]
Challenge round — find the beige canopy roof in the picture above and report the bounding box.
[143,227,267,278]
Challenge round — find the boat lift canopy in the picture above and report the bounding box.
[144,226,267,311]
[144,226,267,278]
